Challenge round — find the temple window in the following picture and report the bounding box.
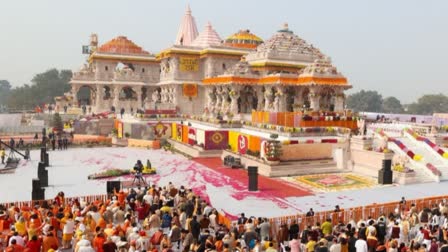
[222,63,226,70]
[105,66,108,71]
[142,68,145,73]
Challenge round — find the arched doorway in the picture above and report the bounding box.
[103,86,111,100]
[320,87,336,111]
[120,87,137,101]
[77,85,93,106]
[302,88,310,109]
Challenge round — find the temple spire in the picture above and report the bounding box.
[175,5,199,46]
[191,21,222,48]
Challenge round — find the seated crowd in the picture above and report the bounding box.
[1,184,448,252]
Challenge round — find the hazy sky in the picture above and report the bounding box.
[1,0,447,103]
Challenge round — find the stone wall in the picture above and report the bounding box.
[280,143,333,161]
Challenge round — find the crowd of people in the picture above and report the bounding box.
[1,183,448,252]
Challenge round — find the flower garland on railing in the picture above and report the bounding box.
[378,127,441,176]
[405,128,448,158]
[426,163,442,176]
[242,121,351,135]
[376,128,422,161]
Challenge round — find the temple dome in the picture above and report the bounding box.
[224,29,263,49]
[254,23,324,59]
[97,36,150,55]
[191,22,222,48]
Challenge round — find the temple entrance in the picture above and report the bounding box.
[285,87,295,112]
[120,87,137,101]
[77,85,93,106]
[239,86,257,113]
[302,88,310,109]
[103,86,111,100]
[320,87,336,111]
[141,87,148,104]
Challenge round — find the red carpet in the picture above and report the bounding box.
[193,157,313,198]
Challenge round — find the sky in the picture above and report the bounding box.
[0,0,447,103]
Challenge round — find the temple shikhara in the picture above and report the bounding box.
[68,6,350,117]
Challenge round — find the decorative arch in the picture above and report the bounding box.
[77,85,95,106]
[319,87,336,111]
[119,86,137,100]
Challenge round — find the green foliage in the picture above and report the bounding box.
[406,94,448,115]
[346,90,383,112]
[0,80,11,106]
[52,113,63,132]
[382,96,404,113]
[5,69,72,110]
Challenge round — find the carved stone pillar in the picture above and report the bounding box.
[95,84,103,112]
[161,87,168,103]
[264,87,273,111]
[113,86,120,109]
[135,88,143,109]
[293,88,304,108]
[229,88,240,115]
[171,86,178,107]
[256,87,264,111]
[221,88,230,113]
[334,94,345,112]
[215,87,223,114]
[71,85,80,107]
[276,87,287,112]
[309,93,320,111]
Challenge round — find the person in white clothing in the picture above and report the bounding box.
[355,237,368,252]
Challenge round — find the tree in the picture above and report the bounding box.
[5,69,72,110]
[382,96,404,114]
[0,80,11,106]
[346,90,383,112]
[52,112,63,133]
[407,94,448,115]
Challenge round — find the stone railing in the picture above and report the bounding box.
[113,71,145,82]
[72,71,95,81]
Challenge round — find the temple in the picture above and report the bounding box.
[67,8,350,116]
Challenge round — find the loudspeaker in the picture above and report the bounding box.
[382,159,392,171]
[40,147,46,162]
[378,159,393,184]
[107,181,122,194]
[38,162,48,187]
[31,178,45,200]
[44,153,49,167]
[248,166,258,191]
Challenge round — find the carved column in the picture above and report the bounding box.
[256,87,264,111]
[293,88,304,108]
[71,85,80,107]
[113,86,120,109]
[276,87,287,112]
[135,87,143,109]
[229,88,240,115]
[264,87,273,111]
[221,88,230,113]
[171,86,178,108]
[215,87,223,114]
[309,93,320,111]
[95,84,103,112]
[334,93,345,112]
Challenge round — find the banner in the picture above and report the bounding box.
[117,122,123,138]
[148,121,172,139]
[179,57,199,72]
[205,131,229,150]
[183,84,198,98]
[237,134,248,154]
[188,128,197,145]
